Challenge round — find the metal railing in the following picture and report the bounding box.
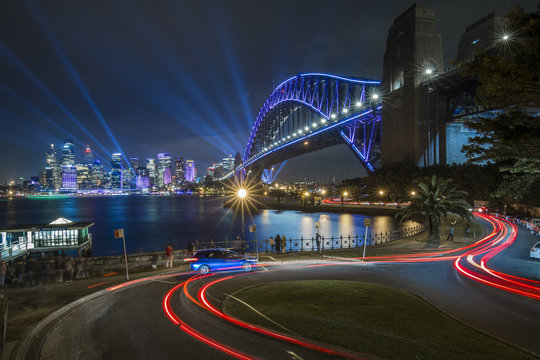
[195,225,425,253]
[0,241,31,261]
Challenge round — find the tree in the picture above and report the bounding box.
[459,5,540,199]
[397,175,471,246]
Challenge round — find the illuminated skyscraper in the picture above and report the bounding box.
[111,153,123,191]
[157,153,172,187]
[62,165,77,190]
[76,164,90,189]
[84,145,94,166]
[146,158,156,186]
[62,139,75,166]
[185,160,195,183]
[175,157,184,184]
[90,159,104,189]
[136,167,150,190]
[46,144,61,190]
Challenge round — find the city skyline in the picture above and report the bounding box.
[0,0,534,183]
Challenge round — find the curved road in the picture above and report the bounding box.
[14,214,540,359]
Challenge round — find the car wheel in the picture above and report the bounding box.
[241,262,252,272]
[199,265,210,274]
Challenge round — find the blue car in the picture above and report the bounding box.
[185,249,257,274]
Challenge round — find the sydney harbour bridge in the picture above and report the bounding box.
[229,3,503,182]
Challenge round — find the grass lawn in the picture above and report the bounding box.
[223,280,536,360]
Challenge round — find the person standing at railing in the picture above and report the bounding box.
[0,260,6,286]
[165,244,173,268]
[281,235,286,254]
[274,235,281,254]
[269,237,274,253]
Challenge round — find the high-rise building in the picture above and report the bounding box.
[62,165,77,190]
[136,167,150,190]
[175,157,185,185]
[157,153,172,187]
[221,154,235,174]
[111,153,123,191]
[185,160,195,183]
[90,159,104,189]
[76,164,90,190]
[146,158,156,186]
[46,144,61,190]
[40,167,54,191]
[84,145,94,166]
[62,139,75,166]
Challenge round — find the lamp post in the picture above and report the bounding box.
[341,191,348,208]
[237,188,247,252]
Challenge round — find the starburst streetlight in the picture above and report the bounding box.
[237,188,247,251]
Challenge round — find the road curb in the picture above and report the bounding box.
[9,288,109,360]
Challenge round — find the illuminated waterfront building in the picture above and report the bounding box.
[111,153,123,191]
[146,158,156,186]
[40,167,54,191]
[76,164,90,190]
[84,145,94,166]
[46,144,61,190]
[62,139,75,166]
[136,167,149,190]
[157,153,172,187]
[90,159,104,189]
[185,160,195,183]
[175,157,185,185]
[62,165,77,190]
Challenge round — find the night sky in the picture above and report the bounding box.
[0,0,534,183]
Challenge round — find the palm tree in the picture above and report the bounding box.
[397,175,471,246]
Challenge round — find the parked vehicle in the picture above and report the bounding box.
[184,249,257,274]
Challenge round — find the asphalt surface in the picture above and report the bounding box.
[13,216,540,360]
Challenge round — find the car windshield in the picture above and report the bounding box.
[534,243,540,249]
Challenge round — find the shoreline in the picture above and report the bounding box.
[228,198,402,216]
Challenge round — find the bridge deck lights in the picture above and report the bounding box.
[371,93,379,100]
[330,114,337,119]
[312,123,317,128]
[320,119,326,124]
[355,101,363,107]
[304,126,309,131]
[343,108,348,114]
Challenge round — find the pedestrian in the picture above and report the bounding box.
[26,254,36,286]
[54,254,64,282]
[165,244,173,268]
[269,237,274,253]
[274,234,281,254]
[446,225,455,242]
[16,257,26,284]
[76,256,86,278]
[64,256,74,281]
[0,260,6,286]
[281,234,286,253]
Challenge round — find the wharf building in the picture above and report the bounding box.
[0,217,93,261]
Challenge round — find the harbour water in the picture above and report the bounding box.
[0,196,418,256]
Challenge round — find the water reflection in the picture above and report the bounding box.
[0,197,419,256]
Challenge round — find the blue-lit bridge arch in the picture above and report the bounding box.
[238,73,382,177]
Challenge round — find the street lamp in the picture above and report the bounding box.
[411,191,416,196]
[237,188,247,251]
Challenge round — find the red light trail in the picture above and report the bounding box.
[159,213,538,359]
